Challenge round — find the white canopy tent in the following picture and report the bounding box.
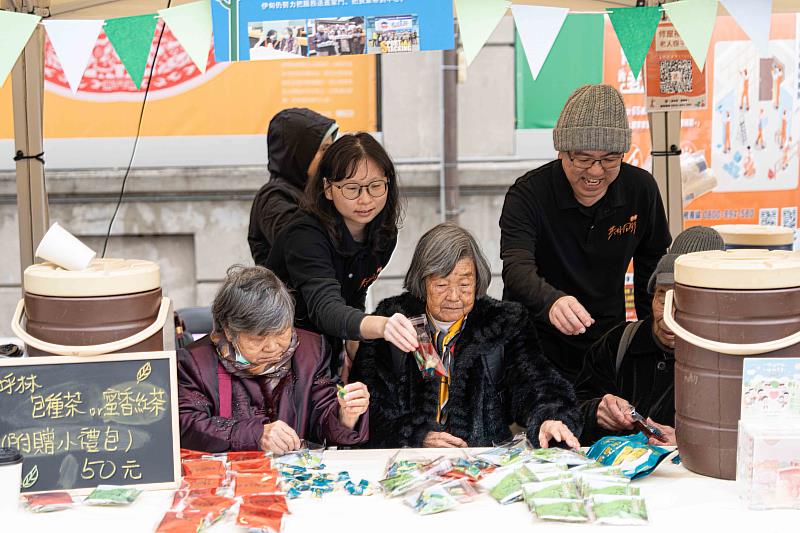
[4,0,800,279]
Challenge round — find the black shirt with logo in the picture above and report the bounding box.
[500,160,671,378]
[266,212,396,341]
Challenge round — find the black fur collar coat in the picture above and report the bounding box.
[350,292,582,448]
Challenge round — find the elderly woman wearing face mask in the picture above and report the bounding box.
[351,223,582,449]
[178,265,369,454]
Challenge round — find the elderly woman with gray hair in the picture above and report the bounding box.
[178,265,369,454]
[350,223,582,449]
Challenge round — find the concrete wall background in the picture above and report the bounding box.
[0,18,553,338]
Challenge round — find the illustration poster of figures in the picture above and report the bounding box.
[711,39,797,193]
[604,14,800,246]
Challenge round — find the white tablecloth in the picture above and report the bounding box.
[7,448,795,532]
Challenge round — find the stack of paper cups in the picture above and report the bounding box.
[35,222,96,271]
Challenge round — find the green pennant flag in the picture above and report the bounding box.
[607,6,662,79]
[456,0,510,66]
[0,11,42,88]
[105,14,159,90]
[663,0,718,70]
[159,1,212,74]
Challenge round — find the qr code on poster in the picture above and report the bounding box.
[782,207,798,228]
[759,207,779,226]
[659,59,693,94]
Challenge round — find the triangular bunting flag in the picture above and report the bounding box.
[511,5,569,80]
[159,0,212,74]
[662,0,718,70]
[104,14,159,90]
[0,11,41,88]
[720,0,772,56]
[43,20,104,94]
[607,6,662,79]
[455,0,510,66]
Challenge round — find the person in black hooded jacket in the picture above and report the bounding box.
[248,108,339,266]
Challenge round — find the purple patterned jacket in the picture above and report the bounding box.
[178,329,368,452]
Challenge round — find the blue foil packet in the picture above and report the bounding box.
[586,432,672,480]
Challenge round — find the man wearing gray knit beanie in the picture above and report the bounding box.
[500,84,671,381]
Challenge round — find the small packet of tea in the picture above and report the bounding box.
[409,316,448,379]
[590,494,649,525]
[273,440,325,470]
[155,510,208,533]
[629,406,668,443]
[475,433,534,466]
[226,451,267,462]
[182,494,236,523]
[182,459,227,478]
[487,465,538,505]
[229,458,273,474]
[241,493,289,514]
[25,491,74,512]
[84,485,142,506]
[529,447,596,466]
[182,475,226,492]
[406,483,459,515]
[234,472,280,497]
[531,498,590,522]
[236,504,284,532]
[580,479,640,498]
[522,479,580,503]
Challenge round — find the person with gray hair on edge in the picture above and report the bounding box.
[500,84,672,382]
[574,226,726,446]
[350,223,582,449]
[177,265,369,454]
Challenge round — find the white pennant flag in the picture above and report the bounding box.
[159,1,212,74]
[511,5,569,80]
[720,0,772,56]
[43,20,104,93]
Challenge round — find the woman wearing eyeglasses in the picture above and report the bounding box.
[267,133,418,380]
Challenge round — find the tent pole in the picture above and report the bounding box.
[6,0,50,284]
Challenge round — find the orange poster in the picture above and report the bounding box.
[0,24,377,167]
[605,14,799,243]
[644,22,708,112]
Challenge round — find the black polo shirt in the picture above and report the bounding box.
[266,212,396,341]
[500,160,670,377]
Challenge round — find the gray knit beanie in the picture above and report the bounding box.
[647,226,726,293]
[553,84,632,154]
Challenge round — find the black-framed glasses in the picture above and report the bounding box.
[331,179,389,200]
[568,152,623,170]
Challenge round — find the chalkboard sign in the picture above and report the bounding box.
[0,352,180,493]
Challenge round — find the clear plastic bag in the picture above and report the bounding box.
[409,315,447,379]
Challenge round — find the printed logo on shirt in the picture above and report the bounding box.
[608,215,638,240]
[359,266,383,289]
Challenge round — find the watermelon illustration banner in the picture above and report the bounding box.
[211,0,453,62]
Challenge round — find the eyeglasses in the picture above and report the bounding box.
[331,179,389,200]
[568,152,623,170]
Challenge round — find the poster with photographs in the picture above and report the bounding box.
[249,20,308,60]
[366,15,420,54]
[307,17,366,57]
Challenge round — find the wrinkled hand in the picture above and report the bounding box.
[384,313,418,352]
[538,420,580,450]
[645,418,676,446]
[549,296,594,335]
[596,394,635,432]
[422,431,468,448]
[260,420,301,455]
[338,381,370,429]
